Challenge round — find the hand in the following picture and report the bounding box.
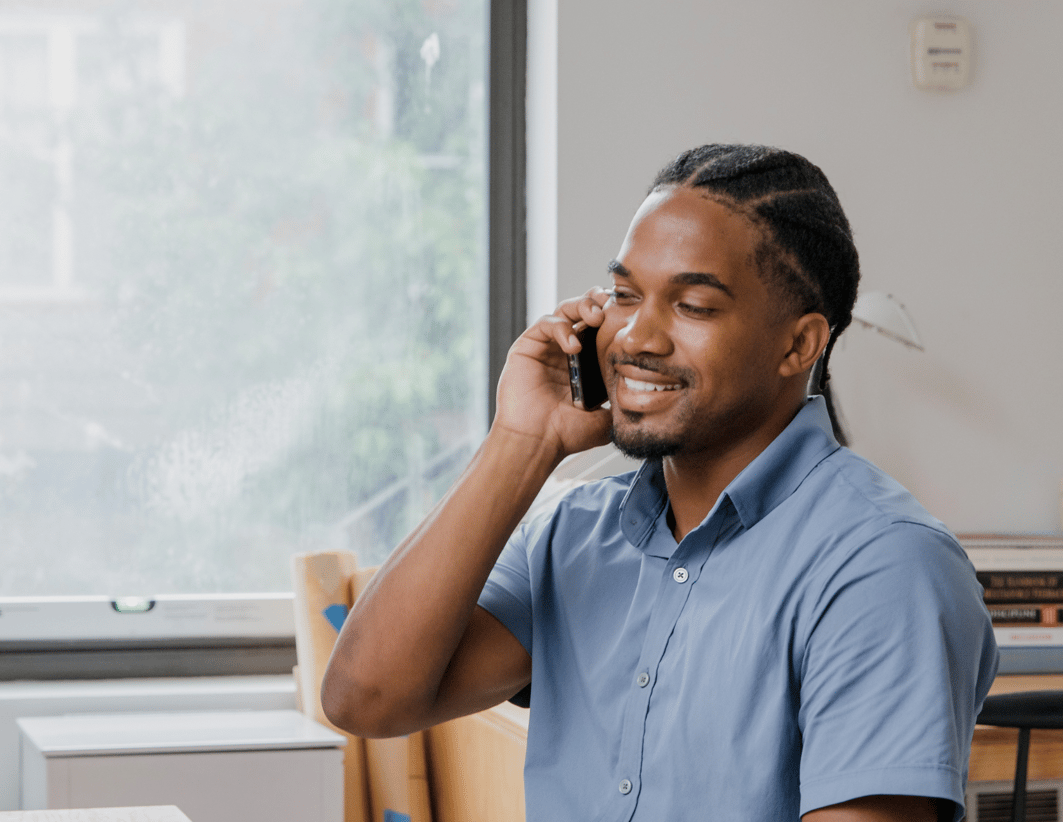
[492,287,613,462]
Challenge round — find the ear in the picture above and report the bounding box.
[778,313,830,378]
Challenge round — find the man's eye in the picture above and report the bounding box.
[610,290,637,304]
[679,303,715,316]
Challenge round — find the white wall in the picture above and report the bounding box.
[528,0,1063,534]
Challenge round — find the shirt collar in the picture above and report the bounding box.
[618,395,840,546]
[726,395,840,529]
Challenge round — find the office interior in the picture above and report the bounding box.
[2,0,1063,819]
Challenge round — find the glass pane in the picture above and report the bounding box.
[0,34,54,288]
[0,0,487,595]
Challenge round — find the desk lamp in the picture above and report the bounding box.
[817,291,924,446]
[851,291,924,351]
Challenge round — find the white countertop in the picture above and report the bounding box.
[16,710,345,757]
[0,807,191,822]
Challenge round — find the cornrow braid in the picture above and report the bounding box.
[651,144,860,397]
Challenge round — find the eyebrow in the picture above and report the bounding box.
[607,260,734,299]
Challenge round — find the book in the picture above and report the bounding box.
[959,534,1063,634]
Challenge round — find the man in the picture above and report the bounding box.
[322,144,998,821]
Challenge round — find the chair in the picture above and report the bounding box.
[976,690,1063,822]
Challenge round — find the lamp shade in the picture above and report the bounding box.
[851,291,924,351]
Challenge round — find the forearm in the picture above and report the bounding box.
[320,424,558,736]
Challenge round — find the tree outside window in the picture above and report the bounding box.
[0,0,487,595]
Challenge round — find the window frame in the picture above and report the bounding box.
[0,0,527,681]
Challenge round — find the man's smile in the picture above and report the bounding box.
[608,353,693,383]
[623,377,682,392]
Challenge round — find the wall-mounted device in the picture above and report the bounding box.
[910,15,971,91]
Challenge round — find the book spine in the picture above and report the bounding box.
[978,571,1063,626]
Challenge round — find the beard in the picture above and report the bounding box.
[610,426,683,460]
[606,354,698,460]
[609,411,686,460]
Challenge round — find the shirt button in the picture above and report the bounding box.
[619,779,633,795]
[636,671,650,688]
[673,567,689,583]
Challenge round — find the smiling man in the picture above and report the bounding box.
[322,144,998,822]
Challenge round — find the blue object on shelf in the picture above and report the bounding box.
[323,603,348,633]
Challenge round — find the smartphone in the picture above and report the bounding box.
[568,324,608,411]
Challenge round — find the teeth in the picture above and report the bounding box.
[624,377,680,392]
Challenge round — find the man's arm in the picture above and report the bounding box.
[805,795,947,822]
[320,290,612,738]
[796,521,994,822]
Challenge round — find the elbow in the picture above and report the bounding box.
[320,664,381,737]
[320,662,428,739]
[319,667,359,734]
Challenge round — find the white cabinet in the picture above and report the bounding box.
[17,711,345,822]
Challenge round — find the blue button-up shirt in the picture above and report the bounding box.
[479,396,998,822]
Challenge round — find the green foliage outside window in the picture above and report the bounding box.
[0,0,486,594]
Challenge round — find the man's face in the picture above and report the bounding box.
[597,185,799,462]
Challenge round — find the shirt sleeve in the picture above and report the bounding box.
[477,518,538,658]
[796,521,999,821]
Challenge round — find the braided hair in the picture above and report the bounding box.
[651,145,860,404]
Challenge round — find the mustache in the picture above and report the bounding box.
[606,353,695,385]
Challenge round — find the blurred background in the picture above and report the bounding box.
[0,0,488,595]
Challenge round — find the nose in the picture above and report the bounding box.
[617,305,673,358]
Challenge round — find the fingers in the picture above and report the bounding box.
[554,286,611,325]
[514,287,613,361]
[522,314,583,356]
[543,287,611,350]
[494,288,615,457]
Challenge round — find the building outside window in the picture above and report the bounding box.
[0,0,489,600]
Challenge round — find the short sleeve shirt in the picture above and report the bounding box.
[478,396,998,822]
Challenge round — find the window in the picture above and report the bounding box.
[0,0,516,609]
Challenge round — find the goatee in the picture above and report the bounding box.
[610,421,683,460]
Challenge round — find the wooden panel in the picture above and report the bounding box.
[364,737,432,822]
[291,551,371,822]
[970,675,1063,782]
[292,553,524,822]
[425,703,528,822]
[348,569,433,822]
[291,555,432,822]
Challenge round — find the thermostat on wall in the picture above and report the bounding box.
[910,15,971,91]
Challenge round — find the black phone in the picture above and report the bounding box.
[568,324,608,411]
